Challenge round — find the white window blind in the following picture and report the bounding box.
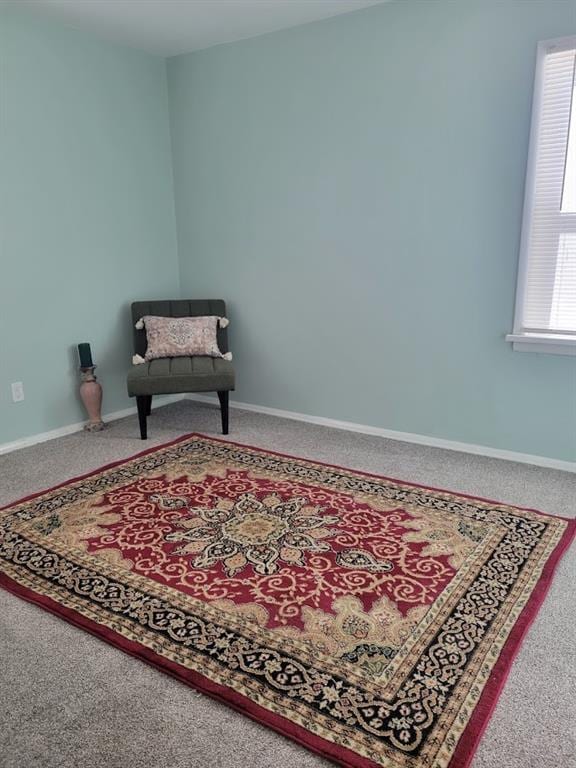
[509,37,576,354]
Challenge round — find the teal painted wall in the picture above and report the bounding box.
[2,2,575,462]
[168,0,576,462]
[0,12,179,443]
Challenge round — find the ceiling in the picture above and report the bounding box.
[13,0,389,57]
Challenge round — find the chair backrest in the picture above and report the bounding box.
[131,299,229,357]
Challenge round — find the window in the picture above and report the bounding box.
[507,37,576,355]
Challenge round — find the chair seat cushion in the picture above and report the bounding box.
[127,356,235,396]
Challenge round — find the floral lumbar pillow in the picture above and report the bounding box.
[132,315,232,364]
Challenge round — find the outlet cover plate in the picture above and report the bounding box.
[11,382,25,402]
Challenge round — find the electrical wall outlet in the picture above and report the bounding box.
[11,381,25,402]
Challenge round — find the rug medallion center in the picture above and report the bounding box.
[222,511,289,546]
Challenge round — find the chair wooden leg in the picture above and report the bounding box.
[217,391,229,435]
[136,396,148,440]
[146,395,152,416]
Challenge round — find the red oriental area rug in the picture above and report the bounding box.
[1,434,574,768]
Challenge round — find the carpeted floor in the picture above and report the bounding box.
[1,400,574,768]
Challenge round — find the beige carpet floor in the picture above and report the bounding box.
[0,400,574,768]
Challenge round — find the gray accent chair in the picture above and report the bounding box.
[126,299,235,439]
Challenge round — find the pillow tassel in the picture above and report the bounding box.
[132,354,146,365]
[222,352,233,361]
[219,317,229,328]
[135,318,144,330]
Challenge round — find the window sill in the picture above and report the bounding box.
[506,332,576,356]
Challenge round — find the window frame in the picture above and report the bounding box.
[507,35,576,357]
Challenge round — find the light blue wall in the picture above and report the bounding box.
[2,2,575,462]
[0,11,179,443]
[168,0,576,462]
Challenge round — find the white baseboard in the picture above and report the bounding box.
[2,392,573,473]
[0,395,185,457]
[187,394,576,473]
